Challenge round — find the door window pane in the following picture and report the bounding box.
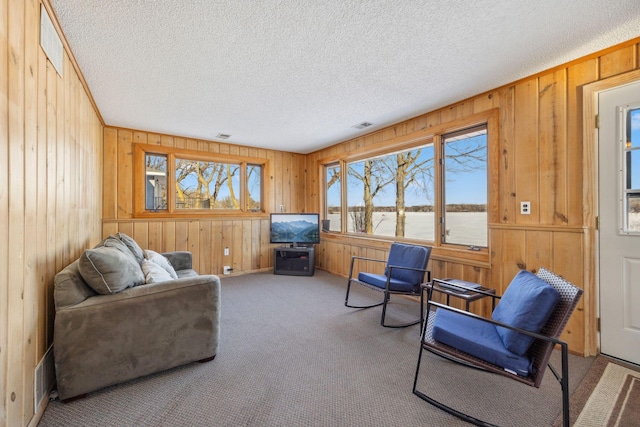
[624,107,640,232]
[626,108,640,149]
[442,126,488,247]
[627,150,640,190]
[627,194,640,232]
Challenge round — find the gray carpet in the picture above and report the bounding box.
[39,270,593,426]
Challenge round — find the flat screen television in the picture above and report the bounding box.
[270,213,320,247]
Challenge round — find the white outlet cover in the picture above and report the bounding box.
[520,201,531,215]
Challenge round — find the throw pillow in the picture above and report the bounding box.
[116,232,145,265]
[78,245,145,294]
[101,236,141,267]
[492,270,560,355]
[144,250,178,279]
[141,259,173,284]
[93,235,122,249]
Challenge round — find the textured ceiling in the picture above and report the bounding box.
[50,0,640,154]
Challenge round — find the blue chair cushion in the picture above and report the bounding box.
[492,270,560,356]
[357,272,417,293]
[432,309,533,376]
[384,243,430,285]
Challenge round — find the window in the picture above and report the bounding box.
[624,106,640,233]
[323,113,494,250]
[247,164,263,211]
[145,154,168,210]
[324,163,341,231]
[346,145,435,240]
[134,144,267,216]
[442,125,488,247]
[175,159,240,209]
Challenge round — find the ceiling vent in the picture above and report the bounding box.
[216,133,231,139]
[352,122,373,130]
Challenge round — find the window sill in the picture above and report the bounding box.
[320,232,490,267]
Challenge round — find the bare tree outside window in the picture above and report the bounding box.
[325,163,341,231]
[139,146,266,215]
[347,158,395,233]
[340,124,487,245]
[175,159,240,209]
[442,125,488,247]
[247,164,262,211]
[379,150,434,237]
[346,146,435,239]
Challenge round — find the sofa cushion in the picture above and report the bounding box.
[492,270,560,355]
[142,259,174,283]
[78,245,145,294]
[357,272,417,293]
[145,250,178,279]
[116,232,145,265]
[432,308,533,376]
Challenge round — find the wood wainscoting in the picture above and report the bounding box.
[102,218,273,275]
[316,223,586,354]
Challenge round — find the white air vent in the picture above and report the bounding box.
[352,122,373,129]
[40,5,63,76]
[35,345,55,412]
[216,133,231,139]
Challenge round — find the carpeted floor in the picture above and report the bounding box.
[39,270,594,426]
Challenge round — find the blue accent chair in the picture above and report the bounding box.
[345,243,431,328]
[413,267,583,427]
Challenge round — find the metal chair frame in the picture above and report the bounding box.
[412,268,583,427]
[345,246,431,328]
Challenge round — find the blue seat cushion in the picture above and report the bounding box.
[357,272,418,293]
[432,309,533,376]
[385,243,429,285]
[492,270,560,355]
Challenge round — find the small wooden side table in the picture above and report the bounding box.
[421,279,496,312]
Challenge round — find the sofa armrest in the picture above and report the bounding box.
[53,274,220,400]
[162,251,192,271]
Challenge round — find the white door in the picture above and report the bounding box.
[599,80,640,365]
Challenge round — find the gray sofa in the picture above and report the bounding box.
[53,233,221,401]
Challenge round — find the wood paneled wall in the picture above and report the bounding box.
[1,1,104,426]
[3,4,638,424]
[308,38,640,357]
[102,127,307,276]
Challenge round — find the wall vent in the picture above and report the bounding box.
[216,133,231,139]
[40,5,63,76]
[352,122,373,129]
[34,345,55,413]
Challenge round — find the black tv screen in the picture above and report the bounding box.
[270,213,320,246]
